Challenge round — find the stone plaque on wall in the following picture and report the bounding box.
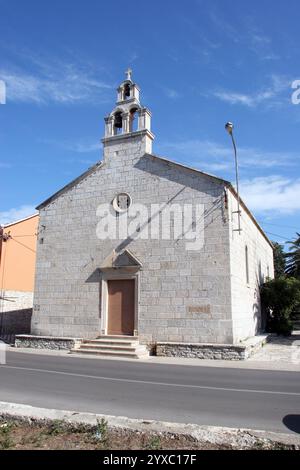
[188,305,211,314]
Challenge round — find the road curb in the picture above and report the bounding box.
[0,401,299,449]
[7,346,300,372]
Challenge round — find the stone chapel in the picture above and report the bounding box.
[17,70,274,359]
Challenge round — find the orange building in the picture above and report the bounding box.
[0,214,38,341]
[0,214,38,292]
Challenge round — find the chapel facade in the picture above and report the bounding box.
[27,71,274,358]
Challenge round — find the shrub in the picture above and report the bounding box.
[260,276,300,336]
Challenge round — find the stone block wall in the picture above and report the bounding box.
[32,133,234,344]
[15,334,81,350]
[0,290,33,343]
[227,190,274,343]
[156,342,246,360]
[156,335,269,360]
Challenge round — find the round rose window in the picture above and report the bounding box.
[112,193,132,213]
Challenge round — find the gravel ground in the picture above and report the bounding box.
[0,417,298,451]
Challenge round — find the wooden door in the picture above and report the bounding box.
[107,279,135,335]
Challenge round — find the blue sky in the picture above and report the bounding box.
[0,0,299,246]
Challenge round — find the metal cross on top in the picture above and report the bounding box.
[125,67,132,81]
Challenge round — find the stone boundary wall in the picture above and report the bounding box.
[0,291,33,343]
[0,309,32,344]
[1,291,33,312]
[156,335,269,361]
[15,334,82,350]
[14,334,269,360]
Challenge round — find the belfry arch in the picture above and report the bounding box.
[104,68,152,138]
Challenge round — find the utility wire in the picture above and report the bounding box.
[264,230,289,241]
[13,234,37,238]
[259,220,299,231]
[10,236,36,254]
[0,237,7,328]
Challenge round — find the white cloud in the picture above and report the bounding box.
[128,52,139,63]
[241,176,300,214]
[208,11,279,61]
[0,59,112,105]
[157,139,297,173]
[0,162,12,168]
[251,34,271,45]
[64,157,98,166]
[163,87,180,99]
[0,205,37,225]
[209,10,239,44]
[66,142,101,153]
[213,75,289,108]
[158,139,300,215]
[214,92,256,107]
[249,33,280,60]
[40,138,101,153]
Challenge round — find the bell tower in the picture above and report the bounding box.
[102,69,154,154]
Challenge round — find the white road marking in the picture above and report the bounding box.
[1,365,300,397]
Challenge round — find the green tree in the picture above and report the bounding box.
[285,232,300,279]
[272,242,286,278]
[260,276,300,335]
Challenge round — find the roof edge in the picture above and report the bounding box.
[146,153,231,186]
[36,161,104,210]
[34,150,273,249]
[2,212,39,228]
[226,184,273,249]
[147,153,273,249]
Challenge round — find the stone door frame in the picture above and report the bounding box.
[100,272,139,336]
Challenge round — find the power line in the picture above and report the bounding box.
[10,237,36,254]
[0,236,7,322]
[13,234,37,238]
[259,220,299,231]
[264,230,289,241]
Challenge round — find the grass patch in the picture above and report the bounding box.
[0,417,297,450]
[144,435,162,450]
[0,422,15,449]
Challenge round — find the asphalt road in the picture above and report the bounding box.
[0,350,300,434]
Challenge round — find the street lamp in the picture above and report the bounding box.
[225,122,241,233]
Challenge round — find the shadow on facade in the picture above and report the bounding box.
[135,153,225,196]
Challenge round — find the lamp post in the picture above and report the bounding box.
[225,122,241,233]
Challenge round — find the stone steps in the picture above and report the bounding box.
[71,348,148,359]
[70,335,149,359]
[87,335,139,340]
[83,339,139,346]
[79,344,144,352]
